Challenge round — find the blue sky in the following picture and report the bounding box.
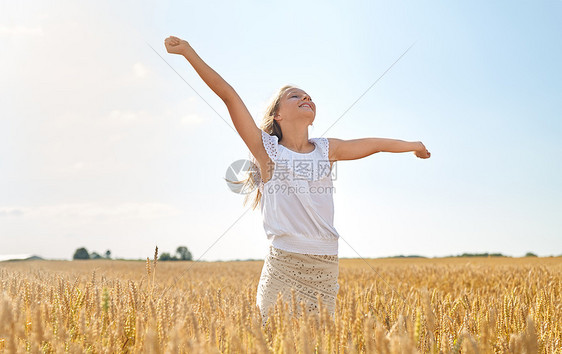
[1,0,561,261]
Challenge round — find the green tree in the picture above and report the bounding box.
[105,250,111,259]
[176,246,193,261]
[525,252,537,257]
[159,252,177,261]
[91,252,102,259]
[73,247,90,260]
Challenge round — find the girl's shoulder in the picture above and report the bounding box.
[310,137,329,160]
[261,130,279,161]
[260,130,329,162]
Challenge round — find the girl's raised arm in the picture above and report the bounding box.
[328,137,431,161]
[164,36,269,165]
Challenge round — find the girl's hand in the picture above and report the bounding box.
[414,142,431,159]
[164,36,190,55]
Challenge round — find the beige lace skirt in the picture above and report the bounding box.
[256,245,340,326]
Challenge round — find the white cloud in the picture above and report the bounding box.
[109,133,126,143]
[0,26,44,37]
[0,208,24,217]
[0,202,183,221]
[249,99,270,126]
[180,113,205,127]
[72,161,87,170]
[107,109,150,125]
[54,160,115,177]
[133,62,148,78]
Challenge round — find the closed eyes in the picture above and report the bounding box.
[290,94,313,101]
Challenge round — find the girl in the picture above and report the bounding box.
[164,36,431,327]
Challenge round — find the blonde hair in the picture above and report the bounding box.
[226,84,298,210]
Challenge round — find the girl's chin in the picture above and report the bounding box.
[294,113,314,119]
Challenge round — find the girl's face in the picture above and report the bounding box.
[276,88,316,123]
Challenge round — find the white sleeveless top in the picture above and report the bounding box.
[250,130,340,255]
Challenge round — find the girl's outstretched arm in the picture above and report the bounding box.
[164,36,270,168]
[328,137,431,161]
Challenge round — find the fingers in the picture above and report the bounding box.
[416,151,430,158]
[164,36,181,43]
[164,38,180,50]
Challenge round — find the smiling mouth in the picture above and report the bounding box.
[300,104,313,111]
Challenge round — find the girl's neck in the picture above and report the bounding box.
[278,129,313,153]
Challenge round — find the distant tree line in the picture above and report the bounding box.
[72,246,193,261]
[71,247,539,261]
[453,252,507,257]
[73,248,111,260]
[442,252,539,258]
[377,252,540,259]
[159,246,193,261]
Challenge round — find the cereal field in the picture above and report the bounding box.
[0,255,560,353]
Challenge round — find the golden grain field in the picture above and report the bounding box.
[0,254,560,353]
